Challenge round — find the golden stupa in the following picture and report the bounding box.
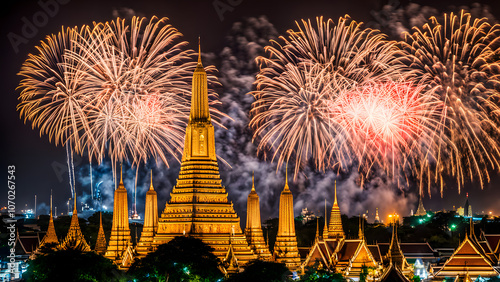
[60,195,91,252]
[273,170,301,271]
[136,171,158,257]
[94,212,107,255]
[39,192,59,247]
[152,44,256,266]
[104,167,134,268]
[245,172,272,259]
[328,180,344,238]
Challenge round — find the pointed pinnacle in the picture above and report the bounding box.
[284,163,289,191]
[149,170,154,191]
[119,163,123,185]
[251,171,255,192]
[334,180,338,204]
[73,192,77,214]
[197,37,202,65]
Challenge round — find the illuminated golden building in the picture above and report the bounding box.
[152,46,256,267]
[60,195,91,252]
[245,173,272,259]
[105,168,134,269]
[39,193,59,247]
[94,212,107,255]
[137,172,159,257]
[328,181,344,239]
[273,171,301,271]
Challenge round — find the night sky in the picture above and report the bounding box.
[2,0,500,224]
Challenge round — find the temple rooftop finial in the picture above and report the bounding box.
[197,36,202,66]
[149,170,154,191]
[251,171,255,192]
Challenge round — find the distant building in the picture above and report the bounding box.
[464,193,472,217]
[457,206,464,216]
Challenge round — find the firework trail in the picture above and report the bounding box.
[250,16,408,177]
[402,11,500,194]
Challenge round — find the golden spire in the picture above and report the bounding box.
[119,164,124,186]
[328,179,344,238]
[105,168,132,265]
[251,171,255,192]
[284,163,290,191]
[197,36,202,65]
[274,169,301,270]
[137,170,159,257]
[245,173,271,259]
[358,215,364,240]
[60,193,91,252]
[323,199,329,239]
[149,169,154,191]
[73,190,77,213]
[95,212,107,255]
[315,217,320,241]
[334,180,338,204]
[40,191,59,247]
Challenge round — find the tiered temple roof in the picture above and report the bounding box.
[432,220,499,280]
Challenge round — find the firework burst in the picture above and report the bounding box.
[250,16,408,177]
[402,11,500,194]
[326,81,443,182]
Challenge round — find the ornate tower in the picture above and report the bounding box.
[39,192,59,247]
[274,170,301,271]
[415,194,426,216]
[328,181,344,238]
[95,212,107,255]
[153,44,256,266]
[374,208,380,223]
[105,167,133,267]
[137,172,159,257]
[245,173,272,259]
[60,195,90,251]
